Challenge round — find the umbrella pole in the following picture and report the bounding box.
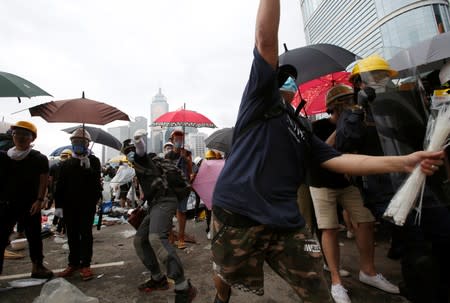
[182,103,186,149]
[294,90,308,118]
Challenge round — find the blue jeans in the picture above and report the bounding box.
[134,199,186,284]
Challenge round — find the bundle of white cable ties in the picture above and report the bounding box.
[383,102,450,226]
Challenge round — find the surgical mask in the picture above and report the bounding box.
[126,151,135,162]
[72,143,87,155]
[173,141,182,149]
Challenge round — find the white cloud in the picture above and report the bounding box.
[0,0,305,157]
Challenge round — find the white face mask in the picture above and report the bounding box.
[366,77,390,92]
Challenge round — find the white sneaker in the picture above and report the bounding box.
[323,264,351,277]
[331,284,352,303]
[359,271,399,294]
[206,231,212,240]
[346,231,354,239]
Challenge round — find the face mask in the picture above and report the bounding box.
[366,77,390,92]
[72,143,87,155]
[173,141,182,149]
[126,151,135,162]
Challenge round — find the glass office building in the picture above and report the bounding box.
[301,0,450,56]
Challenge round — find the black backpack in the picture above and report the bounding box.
[133,154,191,203]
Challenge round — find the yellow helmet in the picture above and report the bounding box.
[11,121,37,138]
[205,150,216,160]
[326,85,354,107]
[349,55,398,82]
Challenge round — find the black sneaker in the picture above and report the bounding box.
[138,276,170,293]
[175,280,197,303]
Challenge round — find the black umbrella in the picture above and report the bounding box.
[204,127,234,154]
[279,44,357,85]
[389,31,450,74]
[62,125,122,150]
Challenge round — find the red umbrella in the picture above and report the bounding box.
[151,107,216,128]
[292,71,352,116]
[29,92,130,125]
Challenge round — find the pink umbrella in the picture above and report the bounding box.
[192,159,225,209]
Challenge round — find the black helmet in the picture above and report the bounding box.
[121,139,135,154]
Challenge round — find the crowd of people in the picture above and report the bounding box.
[1,1,450,303]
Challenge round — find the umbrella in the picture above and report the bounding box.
[49,145,95,157]
[389,31,450,74]
[279,44,357,85]
[151,107,216,128]
[62,125,122,150]
[291,71,352,115]
[204,127,234,154]
[191,159,225,210]
[29,92,130,125]
[0,71,52,102]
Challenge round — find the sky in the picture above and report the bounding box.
[0,0,306,158]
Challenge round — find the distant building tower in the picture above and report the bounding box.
[301,0,450,56]
[150,88,169,153]
[186,132,207,159]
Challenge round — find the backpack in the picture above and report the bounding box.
[133,154,191,203]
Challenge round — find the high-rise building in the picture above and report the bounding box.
[186,132,208,159]
[150,88,169,154]
[301,0,450,56]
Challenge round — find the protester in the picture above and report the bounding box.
[111,161,135,208]
[55,128,102,281]
[210,1,444,303]
[309,85,398,303]
[49,148,72,235]
[345,55,450,303]
[0,121,53,279]
[124,134,196,303]
[165,130,192,250]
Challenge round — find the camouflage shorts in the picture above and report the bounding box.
[211,215,332,303]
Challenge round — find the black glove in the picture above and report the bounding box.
[357,87,376,109]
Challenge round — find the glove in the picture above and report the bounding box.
[54,208,63,218]
[133,129,148,141]
[357,87,376,109]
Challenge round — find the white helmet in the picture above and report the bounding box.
[439,62,450,85]
[70,128,92,141]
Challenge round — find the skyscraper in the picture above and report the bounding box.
[150,88,169,153]
[301,0,450,56]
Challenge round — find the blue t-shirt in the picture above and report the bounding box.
[212,47,341,229]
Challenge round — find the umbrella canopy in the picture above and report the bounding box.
[204,127,234,154]
[292,71,352,115]
[389,31,450,74]
[29,92,130,125]
[62,125,122,150]
[0,71,52,102]
[192,159,225,209]
[279,44,357,85]
[49,145,73,157]
[151,108,216,128]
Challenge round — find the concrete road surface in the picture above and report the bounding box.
[1,218,409,303]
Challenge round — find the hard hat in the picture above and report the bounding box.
[60,149,72,156]
[439,62,450,86]
[193,156,202,166]
[70,128,91,141]
[326,85,354,107]
[121,139,135,154]
[11,121,37,138]
[349,55,398,82]
[163,141,174,148]
[170,130,184,139]
[205,150,216,160]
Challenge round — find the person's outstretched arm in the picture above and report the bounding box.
[322,151,444,176]
[255,0,279,69]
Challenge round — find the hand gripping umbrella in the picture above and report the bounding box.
[0,71,52,103]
